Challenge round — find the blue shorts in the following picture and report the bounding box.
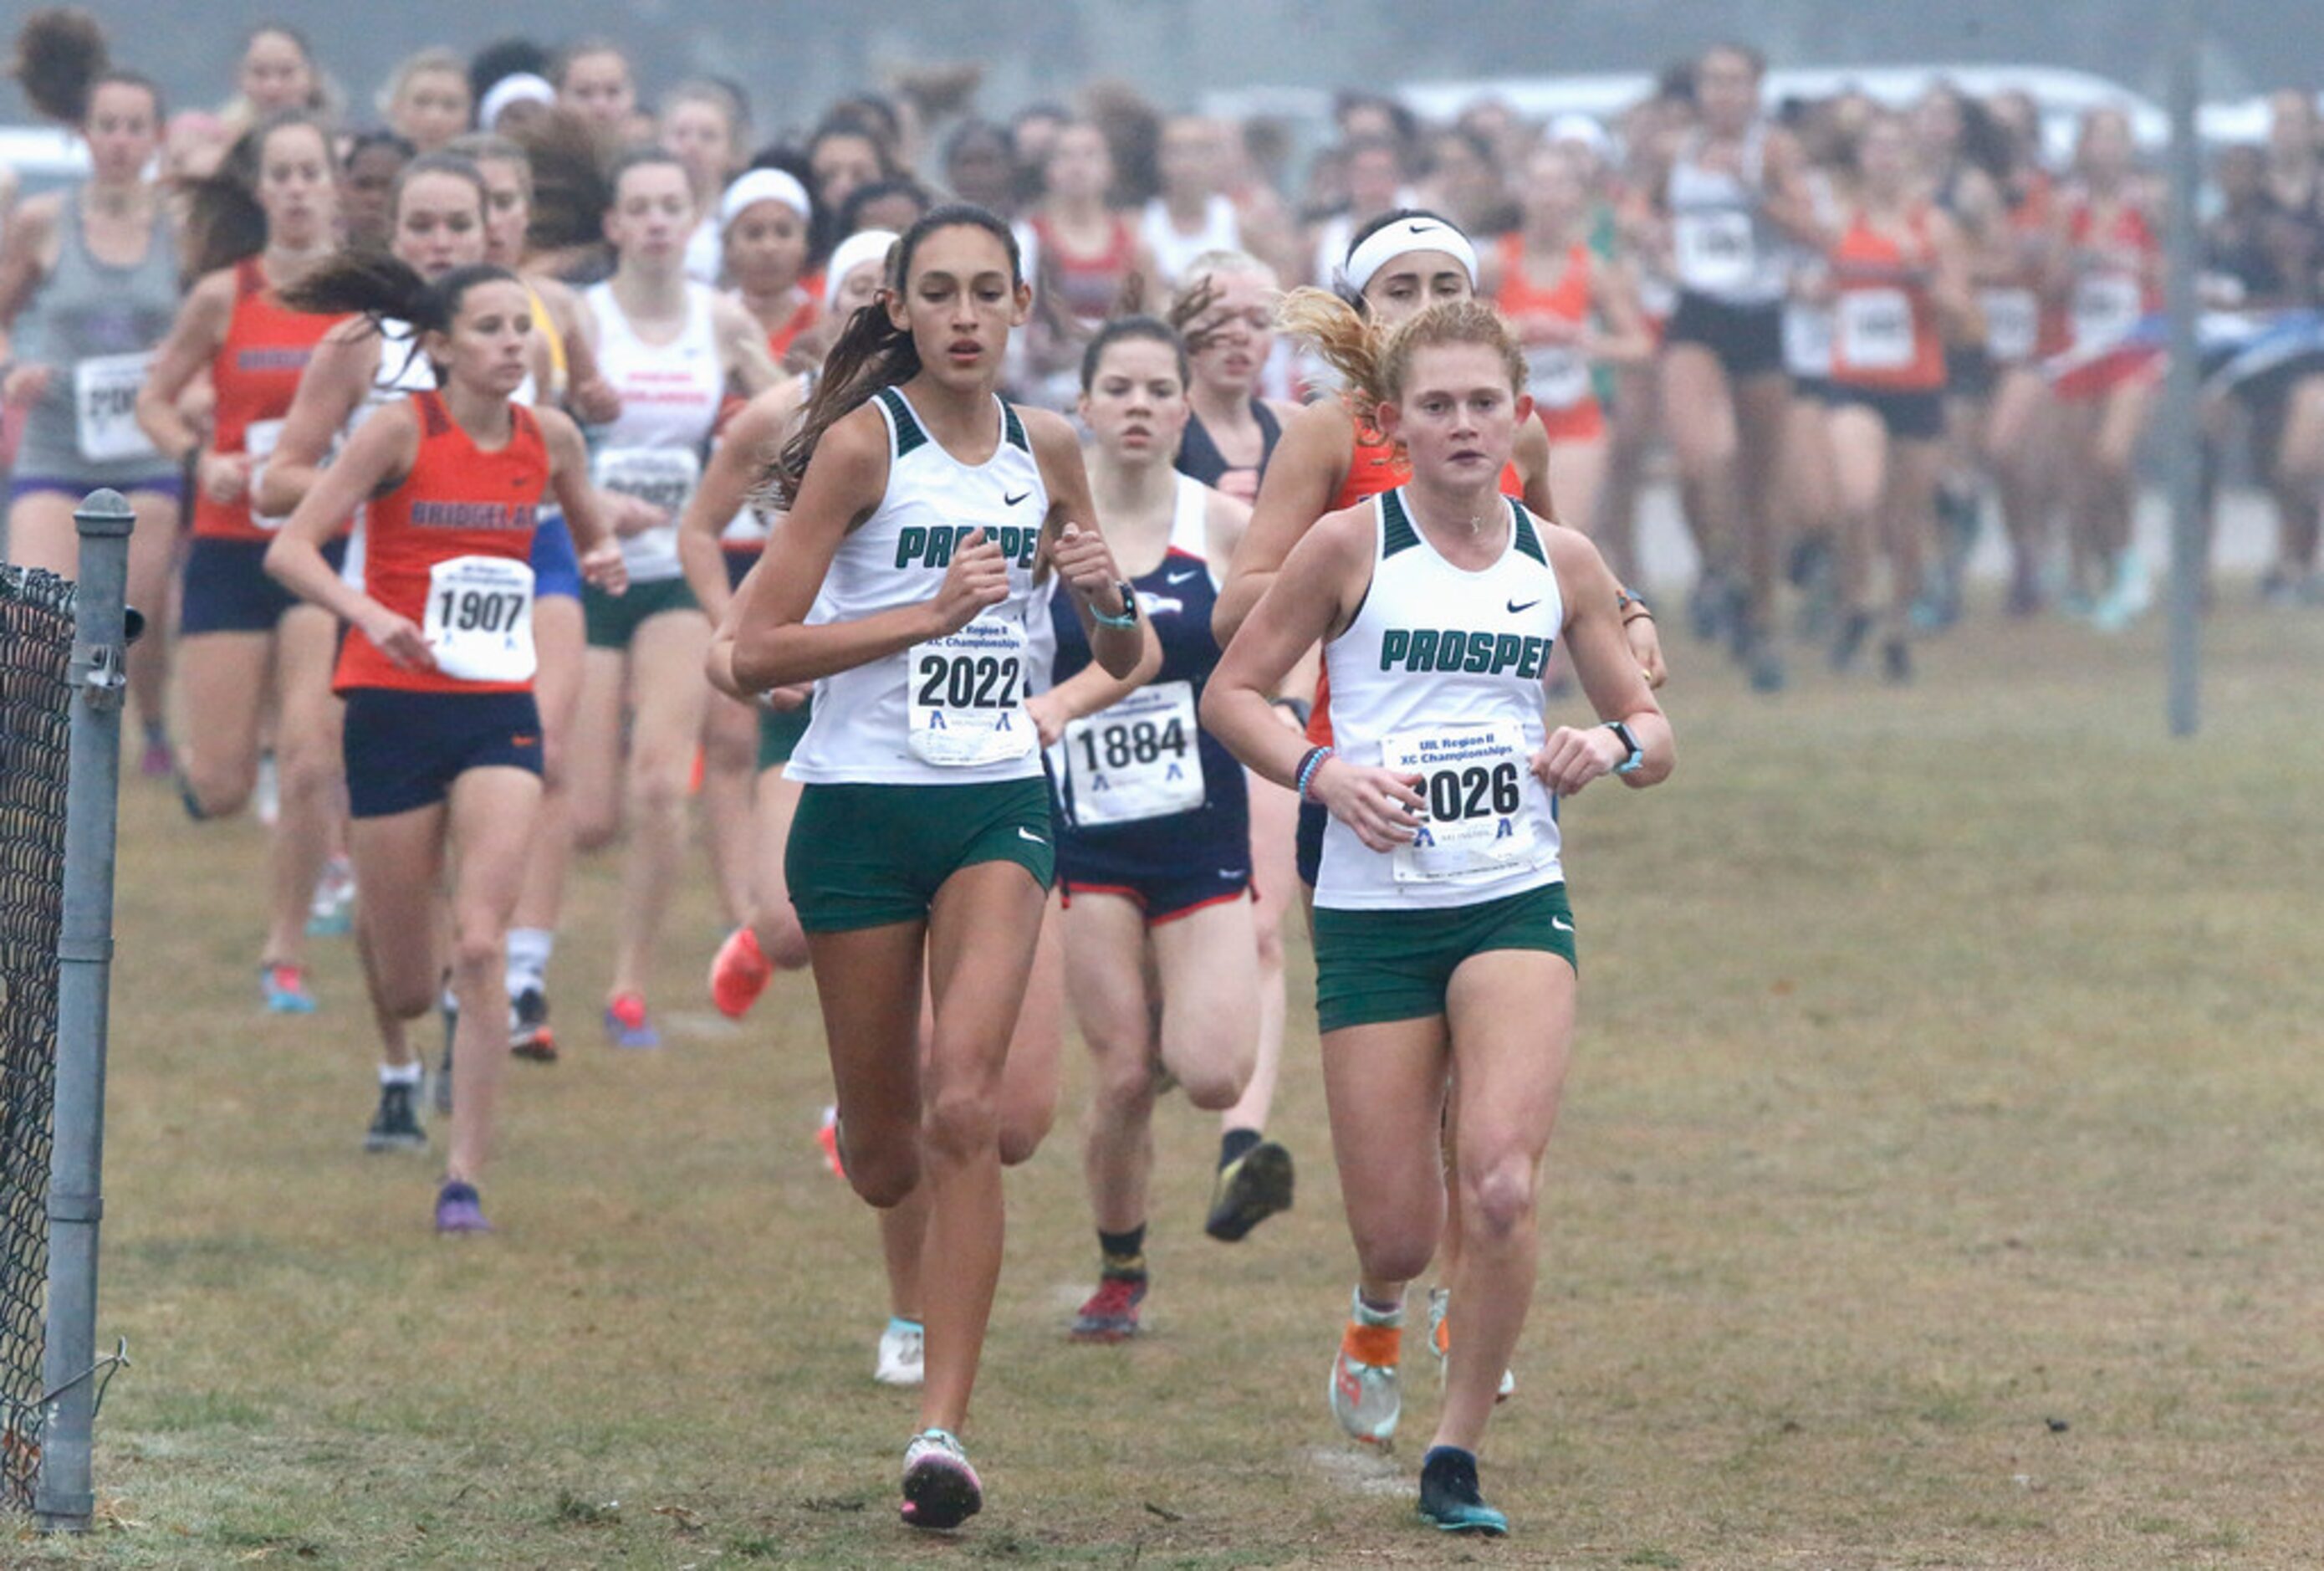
[529,512,582,601]
[725,548,757,593]
[341,688,543,819]
[1057,782,1251,924]
[181,535,345,636]
[8,473,184,504]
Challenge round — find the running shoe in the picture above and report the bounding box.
[1744,634,1787,694]
[1417,1446,1509,1536]
[306,853,356,938]
[603,992,660,1050]
[1426,1287,1517,1401]
[1069,1273,1147,1343]
[1328,1307,1402,1447]
[709,925,774,1020]
[139,725,173,780]
[434,1180,490,1234]
[2091,548,2153,633]
[815,1106,845,1179]
[1828,611,1875,673]
[364,1081,426,1152]
[875,1318,925,1386]
[1204,1139,1295,1241]
[899,1428,982,1530]
[260,962,316,1014]
[1882,636,1914,685]
[509,985,557,1062]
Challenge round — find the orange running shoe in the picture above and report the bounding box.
[709,925,774,1019]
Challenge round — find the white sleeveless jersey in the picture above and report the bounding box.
[785,387,1053,786]
[585,279,724,582]
[1315,488,1566,911]
[1166,472,1218,586]
[1668,124,1792,306]
[1140,195,1241,287]
[338,317,449,589]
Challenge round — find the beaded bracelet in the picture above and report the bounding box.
[1294,745,1335,801]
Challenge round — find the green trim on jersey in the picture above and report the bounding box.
[877,387,928,458]
[1381,489,1421,557]
[1511,499,1547,565]
[1002,402,1029,453]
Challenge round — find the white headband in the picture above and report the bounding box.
[719,168,813,231]
[1341,217,1479,295]
[824,228,900,295]
[478,73,554,130]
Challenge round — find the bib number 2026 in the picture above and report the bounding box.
[1380,720,1542,886]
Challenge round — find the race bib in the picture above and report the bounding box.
[1062,680,1204,826]
[74,351,159,464]
[906,614,1034,767]
[1979,287,2039,364]
[1836,287,1915,372]
[1381,720,1545,886]
[422,555,536,683]
[1524,345,1591,410]
[243,418,289,530]
[1783,301,1833,377]
[1674,210,1755,293]
[2071,273,2142,353]
[592,445,701,514]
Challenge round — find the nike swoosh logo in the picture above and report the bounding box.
[1018,826,1047,845]
[1166,569,1200,585]
[1507,598,1540,614]
[1552,916,1573,933]
[1004,490,1031,507]
[512,734,539,746]
[1218,868,1247,879]
[1407,222,1431,233]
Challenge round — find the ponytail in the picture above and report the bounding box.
[9,8,105,125]
[281,256,517,386]
[1277,286,1391,411]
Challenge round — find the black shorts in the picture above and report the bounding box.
[1824,383,1947,443]
[724,549,758,594]
[1944,345,1996,399]
[181,536,346,636]
[1296,798,1326,888]
[1665,292,1788,381]
[341,688,544,819]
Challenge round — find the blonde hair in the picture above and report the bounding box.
[377,47,467,120]
[1275,289,1526,412]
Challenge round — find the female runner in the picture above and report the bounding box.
[0,38,180,771]
[264,255,623,1232]
[1050,318,1259,1340]
[719,168,818,370]
[380,49,472,156]
[1021,120,1159,401]
[1655,42,1820,689]
[659,82,749,284]
[1203,296,1672,1535]
[134,109,344,1014]
[1170,248,1309,1238]
[572,149,779,1046]
[717,204,1144,1528]
[1821,110,1979,680]
[1974,90,2065,616]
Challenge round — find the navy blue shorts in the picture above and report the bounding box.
[1296,798,1326,888]
[529,512,582,601]
[341,688,543,819]
[8,473,183,503]
[181,535,345,635]
[1059,812,1251,924]
[725,549,758,593]
[1823,382,1947,443]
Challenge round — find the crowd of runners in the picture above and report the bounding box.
[4,8,2321,1540]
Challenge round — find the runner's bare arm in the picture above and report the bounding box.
[1213,397,1352,642]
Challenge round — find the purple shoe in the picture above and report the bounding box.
[602,992,661,1050]
[140,731,174,780]
[434,1180,491,1235]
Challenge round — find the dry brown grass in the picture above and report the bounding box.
[12,593,2324,1568]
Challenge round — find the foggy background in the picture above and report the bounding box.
[2,1,2312,143]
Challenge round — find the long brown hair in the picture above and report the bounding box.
[1275,290,1525,424]
[769,202,1022,506]
[180,108,332,280]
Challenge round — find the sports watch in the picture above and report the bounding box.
[1090,581,1142,628]
[1605,720,1644,775]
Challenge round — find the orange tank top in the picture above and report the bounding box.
[335,391,549,695]
[1495,234,1603,431]
[193,258,342,542]
[1308,419,1526,747]
[1827,205,1946,391]
[2062,197,2161,353]
[765,294,820,366]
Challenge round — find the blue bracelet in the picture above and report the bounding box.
[1295,745,1334,801]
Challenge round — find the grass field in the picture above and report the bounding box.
[12,591,2324,1568]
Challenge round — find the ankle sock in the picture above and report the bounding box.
[1098,1224,1147,1278]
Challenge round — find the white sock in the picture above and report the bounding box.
[380,1062,422,1087]
[506,927,554,995]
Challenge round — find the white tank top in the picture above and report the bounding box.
[1165,471,1219,586]
[338,317,448,589]
[1315,488,1566,911]
[585,279,724,582]
[1140,195,1241,288]
[1667,124,1791,306]
[784,386,1053,786]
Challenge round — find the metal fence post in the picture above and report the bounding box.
[33,489,133,1532]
